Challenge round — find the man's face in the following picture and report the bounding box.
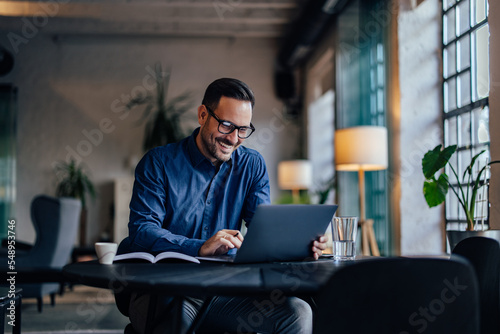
[196,96,253,165]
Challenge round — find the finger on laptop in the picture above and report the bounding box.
[313,237,328,251]
[312,245,323,260]
[312,236,328,260]
[199,230,236,256]
[220,229,243,244]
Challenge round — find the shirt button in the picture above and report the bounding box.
[207,200,211,205]
[204,226,208,230]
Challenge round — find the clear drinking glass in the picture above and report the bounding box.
[331,216,358,260]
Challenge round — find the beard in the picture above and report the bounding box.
[199,125,240,163]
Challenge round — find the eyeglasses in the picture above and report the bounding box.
[205,105,255,139]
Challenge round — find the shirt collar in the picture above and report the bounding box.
[187,127,234,168]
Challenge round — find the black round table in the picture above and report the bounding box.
[63,259,347,297]
[63,258,353,333]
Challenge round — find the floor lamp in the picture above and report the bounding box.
[334,126,388,256]
[278,160,312,204]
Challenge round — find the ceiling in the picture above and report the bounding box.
[0,0,308,38]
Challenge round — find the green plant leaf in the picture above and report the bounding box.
[463,149,486,180]
[54,159,96,208]
[127,63,194,152]
[422,144,457,179]
[423,174,449,207]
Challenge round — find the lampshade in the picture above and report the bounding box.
[278,160,313,190]
[335,126,388,171]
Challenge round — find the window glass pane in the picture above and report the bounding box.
[377,63,384,86]
[445,117,458,147]
[459,186,471,220]
[458,149,472,183]
[445,78,457,112]
[482,147,491,179]
[446,151,459,185]
[473,0,487,24]
[308,90,335,201]
[457,35,470,72]
[377,43,383,62]
[446,189,460,220]
[459,112,471,147]
[370,68,375,91]
[444,8,456,45]
[458,70,471,107]
[444,43,456,78]
[370,94,376,115]
[444,0,457,11]
[474,24,490,99]
[471,146,490,179]
[377,88,384,112]
[472,106,489,144]
[457,0,470,36]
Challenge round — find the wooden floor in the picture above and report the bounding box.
[9,285,129,334]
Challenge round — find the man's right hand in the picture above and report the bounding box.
[198,229,243,256]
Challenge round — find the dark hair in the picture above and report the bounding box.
[202,78,255,111]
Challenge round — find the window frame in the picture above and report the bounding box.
[442,0,491,230]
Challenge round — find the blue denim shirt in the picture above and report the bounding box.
[128,128,271,257]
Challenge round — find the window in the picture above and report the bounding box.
[0,85,17,240]
[335,0,389,254]
[306,49,335,204]
[442,0,490,229]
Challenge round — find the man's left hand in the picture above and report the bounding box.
[312,235,328,260]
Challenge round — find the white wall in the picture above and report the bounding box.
[397,0,443,254]
[0,33,296,245]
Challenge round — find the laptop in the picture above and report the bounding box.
[197,204,338,264]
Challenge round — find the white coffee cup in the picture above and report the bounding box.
[95,242,118,264]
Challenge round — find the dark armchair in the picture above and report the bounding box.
[3,195,81,312]
[313,257,480,334]
[452,236,500,334]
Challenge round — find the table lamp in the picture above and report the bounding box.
[278,160,312,204]
[334,126,388,256]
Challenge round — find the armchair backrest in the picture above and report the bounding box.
[452,236,500,334]
[313,257,480,334]
[24,195,82,268]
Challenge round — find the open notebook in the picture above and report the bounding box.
[197,204,338,264]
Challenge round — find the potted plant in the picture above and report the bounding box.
[126,63,194,152]
[315,175,337,205]
[422,144,500,249]
[55,159,96,246]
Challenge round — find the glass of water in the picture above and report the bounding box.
[331,216,358,261]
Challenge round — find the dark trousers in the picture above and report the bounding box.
[129,292,313,334]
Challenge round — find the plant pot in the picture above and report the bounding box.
[79,207,87,247]
[447,229,500,251]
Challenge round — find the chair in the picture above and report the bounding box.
[452,236,500,334]
[3,195,81,312]
[313,257,480,334]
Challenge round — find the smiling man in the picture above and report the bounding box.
[125,78,326,333]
